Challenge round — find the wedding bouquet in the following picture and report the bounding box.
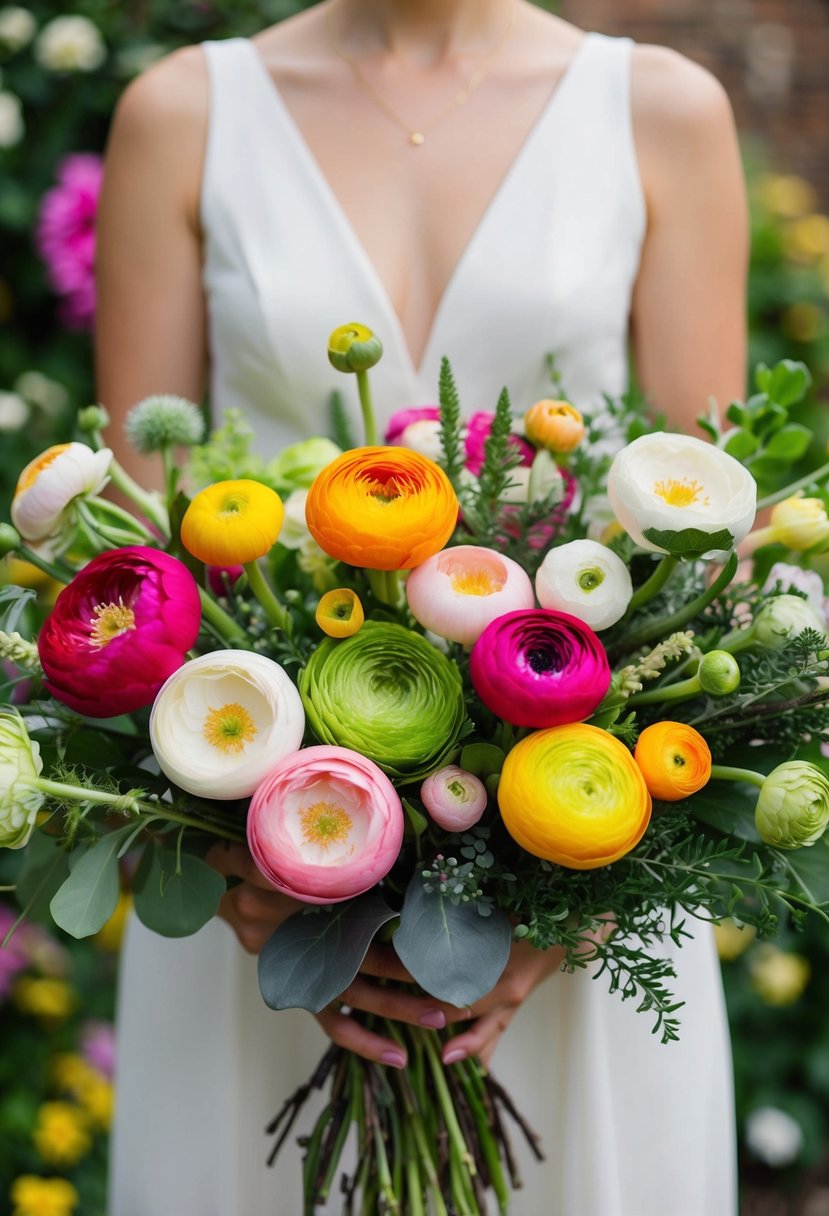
[2,325,829,1214]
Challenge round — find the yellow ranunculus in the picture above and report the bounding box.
[315,588,364,638]
[714,919,757,962]
[10,1175,79,1216]
[180,479,284,566]
[749,944,810,1006]
[770,494,829,551]
[756,173,817,219]
[32,1103,91,1167]
[523,399,585,453]
[498,723,651,869]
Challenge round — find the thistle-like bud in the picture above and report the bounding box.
[753,595,826,650]
[698,650,741,695]
[327,323,383,373]
[76,403,110,434]
[755,761,829,848]
[125,395,205,454]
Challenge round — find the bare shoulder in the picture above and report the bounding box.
[109,45,209,145]
[631,43,735,147]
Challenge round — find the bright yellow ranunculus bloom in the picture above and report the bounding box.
[180,479,284,566]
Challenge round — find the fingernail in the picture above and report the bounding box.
[380,1050,407,1069]
[420,1010,447,1029]
[442,1047,467,1066]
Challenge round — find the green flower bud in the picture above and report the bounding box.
[0,711,44,848]
[125,395,206,454]
[327,323,384,373]
[76,404,110,434]
[753,595,826,651]
[0,523,21,558]
[698,650,741,695]
[268,438,342,494]
[755,761,829,848]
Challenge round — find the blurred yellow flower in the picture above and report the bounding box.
[93,890,132,952]
[749,943,811,1006]
[714,918,757,962]
[32,1102,91,1167]
[781,302,826,344]
[13,977,74,1022]
[2,557,61,602]
[10,1175,78,1216]
[784,214,829,262]
[51,1055,114,1131]
[757,173,817,219]
[52,1054,92,1093]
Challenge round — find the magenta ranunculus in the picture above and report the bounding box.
[38,546,202,718]
[36,153,103,330]
[247,745,404,905]
[384,406,441,446]
[464,411,535,477]
[469,608,611,729]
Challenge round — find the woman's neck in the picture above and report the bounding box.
[332,0,519,66]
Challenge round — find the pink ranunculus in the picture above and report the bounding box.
[405,544,534,646]
[420,766,487,832]
[464,411,535,477]
[38,546,202,718]
[35,153,103,330]
[384,406,441,446]
[469,608,611,729]
[247,745,404,905]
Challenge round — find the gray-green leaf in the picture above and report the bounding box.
[50,830,129,939]
[133,844,225,938]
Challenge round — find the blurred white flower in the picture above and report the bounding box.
[0,390,28,431]
[398,418,444,462]
[0,6,36,51]
[278,489,312,550]
[35,16,106,72]
[745,1106,802,1168]
[0,89,23,148]
[15,370,69,417]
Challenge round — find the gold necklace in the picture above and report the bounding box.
[328,3,517,146]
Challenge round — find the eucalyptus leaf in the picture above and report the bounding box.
[682,780,761,843]
[50,829,130,938]
[258,892,397,1013]
[642,526,734,560]
[13,833,70,924]
[393,877,511,1006]
[133,844,225,938]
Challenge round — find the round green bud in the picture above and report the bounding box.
[753,594,826,651]
[125,395,206,454]
[756,761,829,849]
[698,650,741,696]
[0,524,21,558]
[76,404,110,434]
[327,323,384,373]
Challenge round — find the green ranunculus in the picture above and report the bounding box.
[299,621,468,782]
[753,595,826,650]
[755,760,829,848]
[268,437,342,495]
[0,711,45,848]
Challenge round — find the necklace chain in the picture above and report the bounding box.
[327,3,517,146]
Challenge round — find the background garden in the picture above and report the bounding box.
[1,2,828,1214]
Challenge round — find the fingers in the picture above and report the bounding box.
[440,1005,518,1069]
[360,943,414,983]
[340,976,474,1030]
[315,1005,408,1068]
[205,840,278,891]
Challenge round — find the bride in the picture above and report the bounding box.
[95,1,747,1212]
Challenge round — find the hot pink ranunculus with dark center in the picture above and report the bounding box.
[247,745,404,904]
[36,153,103,330]
[464,411,535,476]
[38,546,202,718]
[469,608,611,729]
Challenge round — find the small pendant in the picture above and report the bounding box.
[410,132,425,146]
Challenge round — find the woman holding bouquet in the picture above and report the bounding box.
[96,0,747,1212]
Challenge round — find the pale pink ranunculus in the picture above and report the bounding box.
[421,766,487,832]
[247,745,404,904]
[406,544,534,646]
[36,153,103,330]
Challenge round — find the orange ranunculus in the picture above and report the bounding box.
[180,479,284,566]
[315,588,364,638]
[634,721,712,802]
[523,400,585,453]
[305,446,458,571]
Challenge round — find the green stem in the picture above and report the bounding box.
[198,586,249,647]
[628,673,702,707]
[421,1033,476,1177]
[107,458,170,535]
[244,560,292,633]
[356,369,378,445]
[717,626,755,654]
[709,764,765,787]
[33,779,245,841]
[161,445,179,513]
[757,459,829,510]
[16,545,72,585]
[621,552,739,654]
[367,568,401,606]
[87,495,152,537]
[626,555,679,613]
[403,1119,425,1216]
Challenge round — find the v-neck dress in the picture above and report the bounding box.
[109,34,737,1216]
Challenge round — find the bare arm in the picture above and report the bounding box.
[95,48,209,490]
[631,47,749,433]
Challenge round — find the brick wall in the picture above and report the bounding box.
[559,0,829,204]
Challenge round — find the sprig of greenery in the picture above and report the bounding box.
[437,357,466,490]
[329,390,357,451]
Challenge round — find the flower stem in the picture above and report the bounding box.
[244,561,292,633]
[627,555,679,614]
[628,673,702,707]
[356,369,378,445]
[198,587,249,647]
[757,459,829,510]
[161,445,179,513]
[16,545,72,585]
[87,496,152,538]
[621,552,739,654]
[33,778,245,841]
[107,458,170,536]
[367,568,401,606]
[709,764,765,787]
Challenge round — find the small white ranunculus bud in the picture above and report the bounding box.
[753,594,826,650]
[535,539,633,631]
[745,1107,803,1168]
[0,391,28,431]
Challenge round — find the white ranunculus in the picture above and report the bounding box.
[607,432,757,559]
[0,6,35,50]
[0,711,44,849]
[11,442,113,543]
[753,594,826,650]
[535,539,633,630]
[745,1107,803,1168]
[399,419,444,462]
[0,89,23,148]
[0,391,28,431]
[278,489,312,550]
[149,650,305,800]
[502,455,563,506]
[35,15,106,72]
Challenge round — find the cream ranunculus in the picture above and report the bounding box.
[0,711,45,849]
[11,442,112,544]
[607,433,757,559]
[770,495,829,551]
[35,15,106,72]
[149,650,305,800]
[535,539,633,630]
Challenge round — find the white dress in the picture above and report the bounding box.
[110,33,737,1216]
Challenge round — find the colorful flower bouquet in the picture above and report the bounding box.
[2,327,829,1213]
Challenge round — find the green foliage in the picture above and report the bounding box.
[437,356,466,490]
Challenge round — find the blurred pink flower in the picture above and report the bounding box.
[464,411,535,477]
[384,406,441,446]
[36,153,103,330]
[0,904,67,1000]
[81,1020,116,1079]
